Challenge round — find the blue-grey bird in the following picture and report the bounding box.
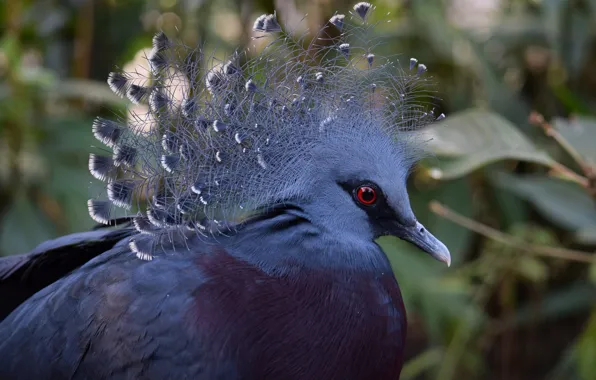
[0,2,450,379]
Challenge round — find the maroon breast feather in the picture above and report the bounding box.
[188,248,406,380]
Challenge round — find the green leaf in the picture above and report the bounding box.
[487,167,530,228]
[492,172,596,232]
[423,109,555,179]
[576,226,596,245]
[553,116,596,165]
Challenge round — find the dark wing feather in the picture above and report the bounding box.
[0,227,134,321]
[0,238,237,380]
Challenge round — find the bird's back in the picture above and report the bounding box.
[0,234,406,380]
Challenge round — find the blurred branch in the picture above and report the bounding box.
[73,0,95,78]
[5,0,22,34]
[548,162,590,188]
[530,112,596,196]
[430,201,595,264]
[531,112,587,170]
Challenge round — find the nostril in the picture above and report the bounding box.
[419,227,425,233]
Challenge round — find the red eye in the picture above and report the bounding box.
[356,186,377,205]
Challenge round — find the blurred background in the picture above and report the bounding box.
[1,0,595,379]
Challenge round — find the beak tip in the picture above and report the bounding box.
[434,243,451,267]
[438,251,451,267]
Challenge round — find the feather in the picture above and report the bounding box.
[417,64,427,76]
[176,193,201,215]
[353,2,373,21]
[87,199,112,224]
[88,154,116,182]
[92,118,121,147]
[107,72,129,97]
[161,154,181,173]
[107,180,136,209]
[133,215,158,234]
[146,207,181,228]
[113,145,137,167]
[129,236,154,261]
[86,4,437,236]
[149,89,171,112]
[329,14,345,30]
[127,84,150,104]
[212,120,227,132]
[162,131,179,153]
[253,13,282,33]
[152,31,170,52]
[181,98,197,118]
[338,43,350,59]
[148,49,167,73]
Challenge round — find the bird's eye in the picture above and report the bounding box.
[356,185,377,205]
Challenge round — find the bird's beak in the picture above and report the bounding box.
[386,220,451,266]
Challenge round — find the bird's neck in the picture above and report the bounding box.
[225,204,393,277]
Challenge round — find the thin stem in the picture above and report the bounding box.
[73,0,94,78]
[530,112,588,170]
[530,112,596,197]
[429,201,595,264]
[548,162,590,188]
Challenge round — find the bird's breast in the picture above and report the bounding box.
[189,249,407,380]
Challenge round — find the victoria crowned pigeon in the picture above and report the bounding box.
[0,2,450,379]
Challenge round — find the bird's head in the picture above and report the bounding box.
[86,1,449,265]
[280,115,450,266]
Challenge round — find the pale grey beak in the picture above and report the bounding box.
[397,221,451,266]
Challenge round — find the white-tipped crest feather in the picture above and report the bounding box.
[87,2,439,253]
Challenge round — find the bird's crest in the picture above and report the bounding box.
[87,2,442,260]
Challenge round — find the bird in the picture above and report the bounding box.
[0,2,450,379]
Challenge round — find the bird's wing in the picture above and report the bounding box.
[0,238,237,380]
[0,227,134,321]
